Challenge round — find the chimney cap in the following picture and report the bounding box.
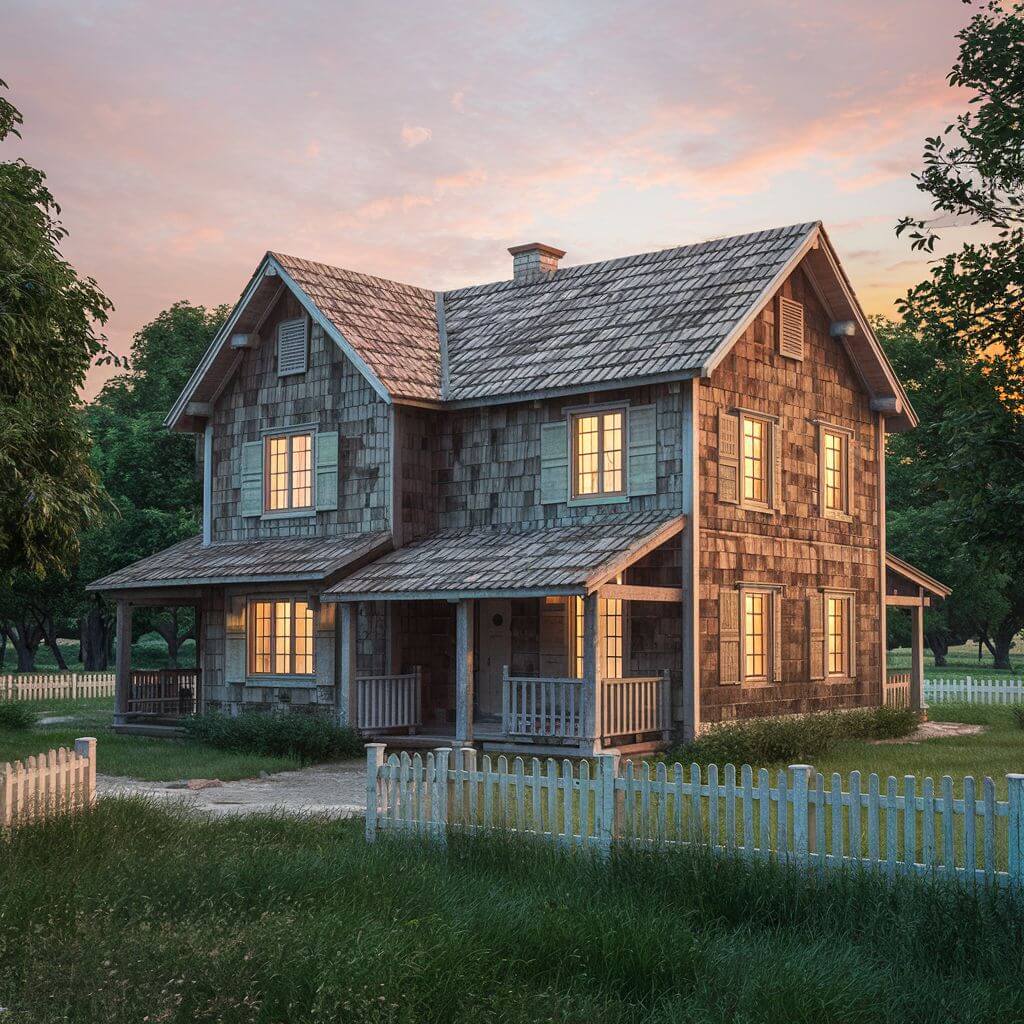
[507,242,566,259]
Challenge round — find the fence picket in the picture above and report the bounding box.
[0,739,95,830]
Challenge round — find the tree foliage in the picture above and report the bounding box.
[0,80,116,578]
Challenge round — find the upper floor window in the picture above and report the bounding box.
[742,416,768,506]
[249,598,314,676]
[572,408,625,498]
[265,433,312,512]
[816,422,853,519]
[718,409,778,512]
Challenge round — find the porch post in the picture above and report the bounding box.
[581,592,605,754]
[910,600,925,714]
[338,602,359,728]
[455,599,475,744]
[113,598,132,727]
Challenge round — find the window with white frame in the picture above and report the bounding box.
[249,598,314,676]
[265,432,313,512]
[571,408,625,499]
[826,593,853,678]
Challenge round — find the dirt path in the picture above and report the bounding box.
[97,760,366,817]
[871,720,986,744]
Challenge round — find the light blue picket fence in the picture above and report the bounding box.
[926,676,1024,705]
[365,745,1024,888]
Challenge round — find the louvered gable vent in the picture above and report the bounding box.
[778,296,804,361]
[277,317,308,376]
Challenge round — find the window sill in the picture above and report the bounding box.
[567,494,629,509]
[245,675,317,688]
[261,509,316,521]
[823,510,854,523]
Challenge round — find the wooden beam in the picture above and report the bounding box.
[586,515,686,591]
[597,584,683,603]
[185,402,212,419]
[114,599,132,727]
[230,332,259,349]
[910,604,925,713]
[580,592,605,755]
[338,603,358,728]
[885,595,931,608]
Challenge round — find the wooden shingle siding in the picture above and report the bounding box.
[210,289,390,543]
[699,263,881,723]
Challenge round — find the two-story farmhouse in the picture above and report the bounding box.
[89,222,949,755]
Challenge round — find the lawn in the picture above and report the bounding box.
[888,638,1023,679]
[0,697,301,781]
[0,799,1021,1024]
[0,631,197,675]
[804,703,1024,799]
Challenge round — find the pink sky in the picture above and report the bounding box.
[3,0,984,399]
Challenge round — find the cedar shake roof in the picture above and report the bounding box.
[87,531,391,592]
[440,222,817,401]
[167,220,917,429]
[271,252,441,402]
[322,512,684,600]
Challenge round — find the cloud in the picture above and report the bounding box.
[400,124,432,148]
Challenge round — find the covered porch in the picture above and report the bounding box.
[883,553,952,712]
[327,512,685,756]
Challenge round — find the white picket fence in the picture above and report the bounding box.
[925,677,1024,705]
[365,746,1024,888]
[0,672,115,702]
[0,738,97,828]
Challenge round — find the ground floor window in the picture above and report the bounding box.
[567,595,623,679]
[827,594,852,677]
[249,598,314,675]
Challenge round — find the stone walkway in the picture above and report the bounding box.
[97,760,366,817]
[871,720,986,744]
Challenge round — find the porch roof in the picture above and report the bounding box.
[87,531,392,592]
[322,512,684,601]
[885,552,951,605]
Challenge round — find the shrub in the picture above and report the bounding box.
[667,706,918,769]
[0,701,38,731]
[183,711,363,763]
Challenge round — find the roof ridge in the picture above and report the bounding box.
[269,250,435,297]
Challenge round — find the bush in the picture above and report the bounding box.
[667,706,918,768]
[0,701,38,731]
[183,711,363,762]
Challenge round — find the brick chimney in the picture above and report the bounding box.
[508,242,566,281]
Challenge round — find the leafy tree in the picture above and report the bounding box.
[75,302,226,667]
[0,80,115,578]
[877,316,1024,669]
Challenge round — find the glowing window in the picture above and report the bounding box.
[573,596,585,679]
[823,430,848,514]
[603,597,623,678]
[742,417,768,505]
[572,409,625,498]
[743,591,769,681]
[827,596,850,677]
[265,433,313,512]
[249,599,314,676]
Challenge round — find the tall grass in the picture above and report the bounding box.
[0,798,1021,1023]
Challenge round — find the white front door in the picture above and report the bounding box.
[477,598,511,717]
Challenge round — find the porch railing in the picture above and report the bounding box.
[601,672,670,741]
[356,668,421,732]
[126,668,200,717]
[503,672,583,739]
[884,672,911,709]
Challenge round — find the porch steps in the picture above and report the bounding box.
[111,722,186,739]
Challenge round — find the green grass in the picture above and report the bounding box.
[0,697,300,781]
[0,799,1021,1024]
[808,703,1024,799]
[889,639,1023,679]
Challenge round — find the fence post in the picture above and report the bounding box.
[0,762,10,828]
[790,764,814,864]
[1008,774,1024,890]
[364,743,386,843]
[74,737,97,807]
[597,753,621,857]
[433,747,450,848]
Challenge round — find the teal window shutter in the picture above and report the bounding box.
[224,595,247,684]
[240,441,263,517]
[540,422,569,504]
[628,405,657,496]
[315,431,340,511]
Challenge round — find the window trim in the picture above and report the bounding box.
[738,410,775,511]
[247,596,316,679]
[737,582,782,685]
[815,420,854,520]
[263,429,314,515]
[823,590,855,680]
[568,403,629,504]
